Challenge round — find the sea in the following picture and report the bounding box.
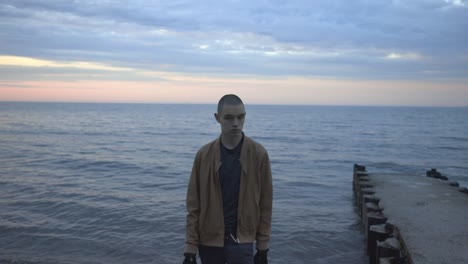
[0,102,467,264]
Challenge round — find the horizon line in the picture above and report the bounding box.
[1,100,467,108]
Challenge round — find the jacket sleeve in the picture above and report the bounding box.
[185,151,201,254]
[256,151,273,250]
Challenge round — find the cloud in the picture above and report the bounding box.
[0,56,133,72]
[0,0,467,81]
[443,0,466,7]
[384,52,424,60]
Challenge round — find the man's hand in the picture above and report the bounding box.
[183,253,197,264]
[254,249,268,264]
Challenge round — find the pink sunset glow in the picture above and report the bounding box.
[1,78,467,106]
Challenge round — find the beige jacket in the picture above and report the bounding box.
[185,135,273,254]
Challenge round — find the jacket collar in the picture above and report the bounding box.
[214,133,250,174]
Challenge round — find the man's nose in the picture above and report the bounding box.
[233,118,239,126]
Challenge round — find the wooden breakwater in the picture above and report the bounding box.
[353,164,468,264]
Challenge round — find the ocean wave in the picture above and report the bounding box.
[50,158,144,173]
[439,136,468,142]
[0,258,42,264]
[436,146,467,151]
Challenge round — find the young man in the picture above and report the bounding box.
[183,94,273,264]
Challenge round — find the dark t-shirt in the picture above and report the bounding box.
[219,135,243,235]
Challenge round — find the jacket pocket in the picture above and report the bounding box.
[199,204,223,235]
[239,200,259,232]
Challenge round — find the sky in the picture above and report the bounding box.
[0,0,467,106]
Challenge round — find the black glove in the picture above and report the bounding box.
[183,253,197,264]
[254,249,268,264]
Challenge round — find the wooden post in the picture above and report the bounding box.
[358,188,376,216]
[378,257,405,264]
[368,224,392,264]
[363,202,383,219]
[353,164,368,190]
[377,237,401,264]
[354,164,366,172]
[365,211,387,236]
[363,194,380,205]
[354,170,369,195]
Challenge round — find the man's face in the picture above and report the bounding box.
[215,103,246,136]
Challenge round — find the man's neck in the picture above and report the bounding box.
[221,133,243,150]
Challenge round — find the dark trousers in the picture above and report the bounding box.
[198,240,254,264]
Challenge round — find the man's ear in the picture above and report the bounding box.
[214,113,220,123]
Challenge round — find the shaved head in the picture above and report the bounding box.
[217,94,244,114]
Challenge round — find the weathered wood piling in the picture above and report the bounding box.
[353,164,468,264]
[353,164,403,264]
